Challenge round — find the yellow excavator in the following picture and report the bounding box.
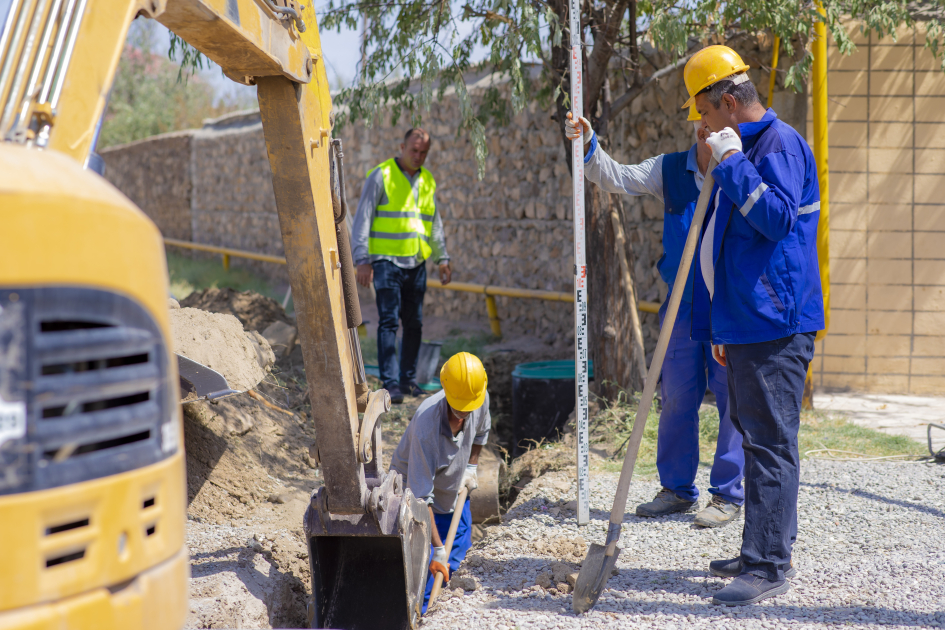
[0,1,431,628]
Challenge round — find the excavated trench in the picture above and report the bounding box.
[177,289,578,628]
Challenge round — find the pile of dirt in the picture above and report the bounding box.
[183,374,317,629]
[506,443,575,490]
[176,292,318,628]
[181,288,293,333]
[170,307,275,391]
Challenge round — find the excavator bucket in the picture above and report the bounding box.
[304,470,431,630]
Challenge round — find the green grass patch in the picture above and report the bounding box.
[585,389,924,476]
[798,410,926,459]
[166,251,280,302]
[440,328,499,360]
[359,334,378,365]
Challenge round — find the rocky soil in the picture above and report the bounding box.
[422,461,945,630]
[180,290,433,629]
[177,289,945,630]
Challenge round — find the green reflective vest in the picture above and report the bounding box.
[367,158,436,260]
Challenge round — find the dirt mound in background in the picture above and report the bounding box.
[181,288,293,333]
[170,307,275,391]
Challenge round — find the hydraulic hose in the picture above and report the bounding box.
[331,139,361,330]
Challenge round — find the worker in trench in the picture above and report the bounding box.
[352,128,452,405]
[564,108,746,529]
[681,45,823,606]
[389,351,489,613]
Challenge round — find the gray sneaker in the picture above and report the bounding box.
[635,488,696,517]
[694,495,742,528]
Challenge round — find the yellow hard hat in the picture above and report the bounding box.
[687,104,701,122]
[681,45,750,109]
[440,352,488,412]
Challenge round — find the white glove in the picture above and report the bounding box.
[705,127,742,162]
[462,464,479,491]
[432,545,448,565]
[565,113,593,146]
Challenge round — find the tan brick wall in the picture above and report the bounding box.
[810,23,945,394]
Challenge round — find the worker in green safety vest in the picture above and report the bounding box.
[352,128,452,404]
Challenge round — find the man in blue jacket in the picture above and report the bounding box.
[683,45,824,606]
[564,107,745,529]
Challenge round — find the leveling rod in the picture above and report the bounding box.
[569,0,590,527]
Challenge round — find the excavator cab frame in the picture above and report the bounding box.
[0,1,430,628]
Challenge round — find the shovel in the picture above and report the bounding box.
[572,158,719,614]
[428,486,469,604]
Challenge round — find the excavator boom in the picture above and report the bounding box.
[0,1,430,628]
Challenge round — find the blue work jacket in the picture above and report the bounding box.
[660,147,702,303]
[692,109,825,345]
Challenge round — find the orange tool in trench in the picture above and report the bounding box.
[428,486,470,603]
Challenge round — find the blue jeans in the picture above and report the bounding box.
[726,332,815,582]
[422,499,472,614]
[373,260,426,388]
[658,300,744,505]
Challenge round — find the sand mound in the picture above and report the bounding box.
[180,288,292,333]
[171,307,275,392]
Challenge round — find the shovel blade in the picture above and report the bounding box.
[571,543,621,614]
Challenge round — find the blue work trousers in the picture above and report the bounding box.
[726,332,815,582]
[422,499,472,614]
[373,260,426,389]
[658,299,745,505]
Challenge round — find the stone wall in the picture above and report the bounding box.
[103,132,193,241]
[101,112,290,284]
[341,90,578,346]
[342,36,806,348]
[100,34,805,352]
[190,115,285,282]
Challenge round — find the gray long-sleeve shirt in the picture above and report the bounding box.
[389,389,490,514]
[351,160,450,269]
[583,135,705,198]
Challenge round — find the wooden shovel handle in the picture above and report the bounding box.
[604,158,719,554]
[429,486,469,603]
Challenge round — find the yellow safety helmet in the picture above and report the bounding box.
[687,104,701,122]
[440,352,488,412]
[681,45,750,109]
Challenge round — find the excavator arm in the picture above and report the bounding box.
[0,1,431,627]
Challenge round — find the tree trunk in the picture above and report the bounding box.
[585,183,647,400]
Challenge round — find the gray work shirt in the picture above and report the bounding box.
[351,160,450,269]
[584,140,705,199]
[389,389,490,514]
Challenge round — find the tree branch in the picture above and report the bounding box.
[585,0,631,110]
[608,52,692,119]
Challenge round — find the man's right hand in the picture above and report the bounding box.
[429,545,449,582]
[713,344,727,367]
[565,112,594,155]
[356,263,373,287]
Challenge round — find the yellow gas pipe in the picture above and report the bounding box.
[807,4,831,408]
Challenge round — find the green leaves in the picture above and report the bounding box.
[168,32,206,83]
[324,0,542,178]
[101,22,253,149]
[322,0,943,179]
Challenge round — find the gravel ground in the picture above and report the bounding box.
[423,459,945,629]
